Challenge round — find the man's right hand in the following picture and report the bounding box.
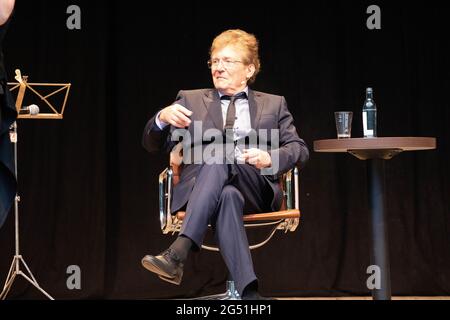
[159,104,193,128]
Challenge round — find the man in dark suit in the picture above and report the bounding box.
[141,29,309,299]
[0,0,17,229]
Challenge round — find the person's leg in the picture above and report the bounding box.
[168,235,192,262]
[231,164,276,214]
[212,184,257,296]
[142,163,231,284]
[176,164,274,255]
[213,164,275,297]
[178,163,230,249]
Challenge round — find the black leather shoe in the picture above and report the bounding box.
[141,249,184,285]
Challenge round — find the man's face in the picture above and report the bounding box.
[210,45,255,95]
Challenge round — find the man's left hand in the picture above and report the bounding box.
[242,148,272,169]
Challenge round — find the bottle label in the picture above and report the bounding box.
[363,111,374,137]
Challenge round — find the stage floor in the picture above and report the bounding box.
[279,296,450,300]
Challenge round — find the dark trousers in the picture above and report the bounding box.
[179,163,274,295]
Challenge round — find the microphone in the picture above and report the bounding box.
[19,104,40,115]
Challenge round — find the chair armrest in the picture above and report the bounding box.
[158,167,173,232]
[281,166,300,210]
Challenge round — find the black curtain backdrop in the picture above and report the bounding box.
[0,0,449,299]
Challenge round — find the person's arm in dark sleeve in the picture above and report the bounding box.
[142,90,188,154]
[268,96,309,175]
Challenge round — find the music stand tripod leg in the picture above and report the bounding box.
[0,122,54,300]
[18,267,54,300]
[0,260,18,300]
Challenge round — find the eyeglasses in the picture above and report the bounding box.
[207,58,243,69]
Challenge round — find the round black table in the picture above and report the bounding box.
[314,137,436,300]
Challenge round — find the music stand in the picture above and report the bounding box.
[0,69,71,300]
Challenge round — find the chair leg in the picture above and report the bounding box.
[190,280,241,300]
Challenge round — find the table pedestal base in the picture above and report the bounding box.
[367,159,391,300]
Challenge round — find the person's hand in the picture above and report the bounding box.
[242,148,272,169]
[159,104,193,128]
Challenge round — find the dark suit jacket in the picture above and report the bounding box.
[0,19,18,229]
[142,88,309,213]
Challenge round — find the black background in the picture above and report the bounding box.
[0,0,449,299]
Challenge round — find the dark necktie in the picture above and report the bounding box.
[222,92,247,130]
